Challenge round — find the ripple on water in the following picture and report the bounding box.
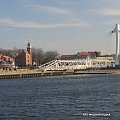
[0,75,120,120]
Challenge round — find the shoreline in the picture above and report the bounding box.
[0,69,120,79]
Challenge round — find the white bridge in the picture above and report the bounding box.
[39,59,114,71]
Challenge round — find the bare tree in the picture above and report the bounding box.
[44,50,59,63]
[32,48,45,66]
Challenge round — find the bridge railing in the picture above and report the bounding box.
[38,59,115,71]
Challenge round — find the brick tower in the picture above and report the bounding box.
[26,42,32,66]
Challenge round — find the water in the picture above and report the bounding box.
[0,75,120,120]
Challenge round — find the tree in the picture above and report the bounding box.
[32,48,45,66]
[44,50,59,63]
[32,48,59,65]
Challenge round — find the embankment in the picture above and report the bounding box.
[0,69,120,79]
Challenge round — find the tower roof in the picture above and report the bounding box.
[27,42,32,48]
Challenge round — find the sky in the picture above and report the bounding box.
[0,0,120,55]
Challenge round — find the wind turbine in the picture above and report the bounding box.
[112,24,120,65]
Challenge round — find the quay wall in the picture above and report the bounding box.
[0,69,120,79]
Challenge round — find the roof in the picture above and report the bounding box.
[1,55,14,61]
[60,54,76,60]
[77,51,101,56]
[77,52,90,56]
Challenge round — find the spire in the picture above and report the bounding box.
[27,40,32,49]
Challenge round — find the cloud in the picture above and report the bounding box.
[26,4,74,15]
[91,8,120,16]
[99,8,120,16]
[0,18,89,29]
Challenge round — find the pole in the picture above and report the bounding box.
[115,24,120,64]
[112,24,120,65]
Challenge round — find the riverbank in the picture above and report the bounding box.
[0,69,38,75]
[0,68,120,79]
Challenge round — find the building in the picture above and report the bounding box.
[26,42,32,66]
[60,51,101,60]
[60,54,76,60]
[76,51,101,59]
[96,55,114,60]
[15,50,26,67]
[15,42,32,67]
[0,54,15,68]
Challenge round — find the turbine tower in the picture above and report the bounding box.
[112,24,120,65]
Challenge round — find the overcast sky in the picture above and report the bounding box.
[0,0,120,54]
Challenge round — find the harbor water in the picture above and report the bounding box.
[0,75,120,120]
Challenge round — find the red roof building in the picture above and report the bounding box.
[77,51,101,59]
[0,54,15,67]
